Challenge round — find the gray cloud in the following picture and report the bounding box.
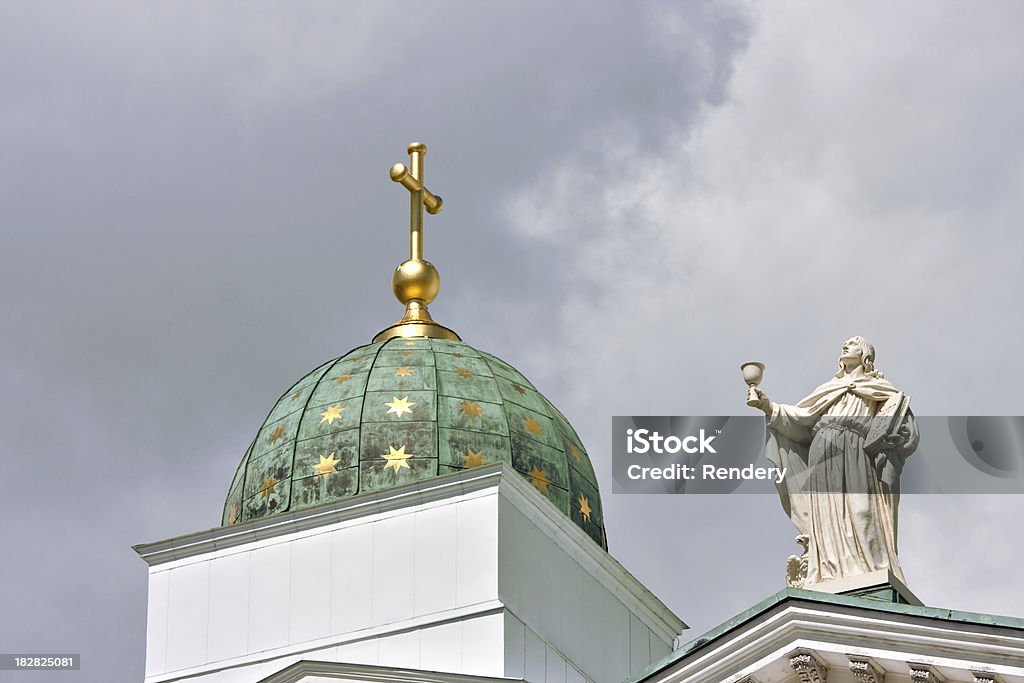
[500,0,1024,635]
[1,3,1021,682]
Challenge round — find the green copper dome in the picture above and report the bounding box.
[223,336,606,548]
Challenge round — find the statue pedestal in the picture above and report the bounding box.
[805,569,922,606]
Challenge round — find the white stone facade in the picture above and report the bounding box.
[134,465,684,683]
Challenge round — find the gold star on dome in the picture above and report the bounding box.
[291,390,303,401]
[385,396,416,417]
[512,383,527,395]
[394,366,413,378]
[403,341,417,346]
[455,368,473,378]
[578,495,592,522]
[319,404,344,425]
[569,443,583,463]
[268,424,286,445]
[313,452,340,477]
[228,504,238,525]
[400,349,414,356]
[462,448,488,468]
[527,466,552,494]
[452,353,465,358]
[382,445,413,473]
[460,400,484,418]
[259,476,277,500]
[334,373,353,383]
[523,416,543,436]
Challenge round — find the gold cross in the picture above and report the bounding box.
[390,142,443,261]
[373,142,460,343]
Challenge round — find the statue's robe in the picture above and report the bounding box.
[765,373,919,584]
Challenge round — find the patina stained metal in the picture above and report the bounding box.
[220,144,605,543]
[223,336,607,549]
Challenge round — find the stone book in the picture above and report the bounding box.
[864,391,911,457]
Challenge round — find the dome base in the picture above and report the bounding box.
[372,321,461,343]
[372,299,460,342]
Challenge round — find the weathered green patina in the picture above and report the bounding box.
[223,336,606,548]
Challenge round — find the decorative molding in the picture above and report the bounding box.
[646,595,1024,683]
[908,664,945,682]
[786,535,809,588]
[849,657,886,682]
[134,465,507,566]
[972,673,999,683]
[145,604,505,683]
[789,651,828,682]
[258,660,514,683]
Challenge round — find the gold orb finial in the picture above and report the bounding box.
[393,258,440,304]
[373,142,460,344]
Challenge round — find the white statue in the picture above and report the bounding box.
[747,337,919,587]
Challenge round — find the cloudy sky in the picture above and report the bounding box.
[2,2,1023,681]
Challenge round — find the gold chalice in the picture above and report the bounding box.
[741,361,765,407]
